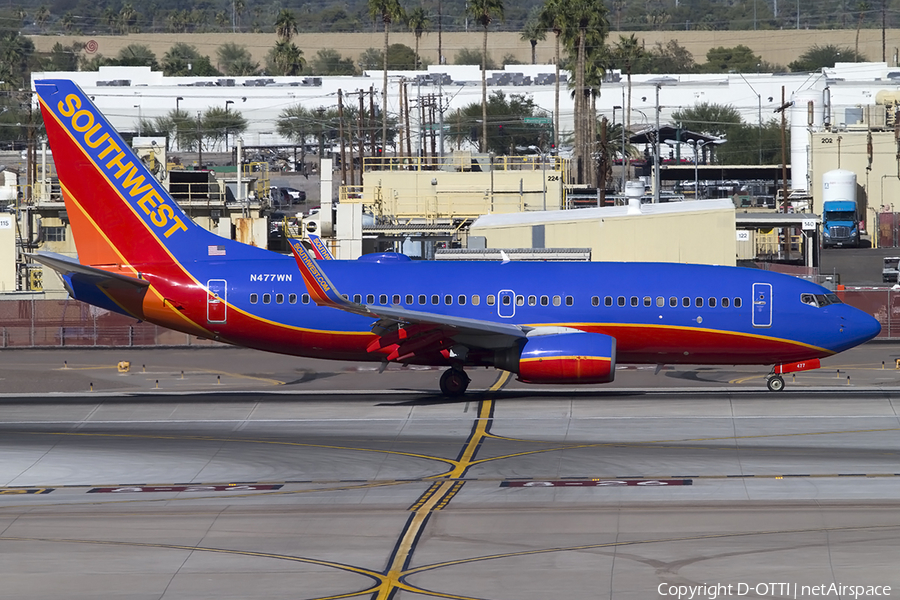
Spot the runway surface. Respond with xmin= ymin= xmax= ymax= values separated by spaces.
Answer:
xmin=1 ymin=347 xmax=900 ymax=599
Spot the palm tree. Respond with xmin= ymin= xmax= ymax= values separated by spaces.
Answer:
xmin=406 ymin=7 xmax=429 ymax=69
xmin=467 ymin=0 xmax=504 ymax=153
xmin=217 ymin=42 xmax=258 ymax=75
xmin=267 ymin=40 xmax=305 ymax=76
xmin=368 ymin=0 xmax=405 ymax=155
xmin=539 ymin=0 xmax=563 ymax=153
xmin=35 ymin=6 xmax=50 ymax=32
xmin=613 ymin=34 xmax=645 ymax=132
xmin=520 ymin=8 xmax=545 ymax=65
xmin=275 ymin=9 xmax=298 ymax=41
xmin=118 ymin=2 xmax=138 ymax=34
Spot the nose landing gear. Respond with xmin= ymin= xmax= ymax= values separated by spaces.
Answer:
xmin=766 ymin=358 xmax=821 ymax=391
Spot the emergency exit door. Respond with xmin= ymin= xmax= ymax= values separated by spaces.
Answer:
xmin=207 ymin=279 xmax=227 ymax=323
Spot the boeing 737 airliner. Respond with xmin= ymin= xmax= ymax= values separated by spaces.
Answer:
xmin=30 ymin=79 xmax=881 ymax=395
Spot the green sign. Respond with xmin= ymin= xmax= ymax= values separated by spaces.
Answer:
xmin=523 ymin=117 xmax=552 ymax=125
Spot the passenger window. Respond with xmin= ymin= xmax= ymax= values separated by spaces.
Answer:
xmin=592 ymin=296 xmax=600 ymax=307
xmin=656 ymin=296 xmax=664 ymax=307
xmin=487 ymin=295 xmax=496 ymax=306
xmin=721 ymin=297 xmax=730 ymax=308
xmin=669 ymin=296 xmax=677 ymax=307
xmin=643 ymin=296 xmax=651 ymax=307
xmin=695 ymin=297 xmax=703 ymax=308
xmin=605 ymin=296 xmax=613 ymax=307
xmin=529 ymin=295 xmax=537 ymax=306
xmin=302 ymin=294 xmax=310 ymax=304
xmin=432 ymin=294 xmax=439 ymax=305
xmin=472 ymin=294 xmax=480 ymax=306
xmin=617 ymin=296 xmax=626 ymax=307
xmin=445 ymin=294 xmax=453 ymax=305
xmin=263 ymin=293 xmax=271 ymax=304
xmin=565 ymin=296 xmax=573 ymax=306
xmin=516 ymin=295 xmax=524 ymax=306
xmin=406 ymin=294 xmax=414 ymax=304
xmin=380 ymin=294 xmax=388 ymax=304
xmin=250 ymin=293 xmax=258 ymax=304
xmin=734 ymin=297 xmax=742 ymax=308
xmin=458 ymin=295 xmax=467 ymax=305
xmin=367 ymin=294 xmax=375 ymax=304
xmin=289 ymin=293 xmax=297 ymax=304
xmin=682 ymin=297 xmax=690 ymax=308
xmin=502 ymin=295 xmax=511 ymax=305
xmin=541 ymin=295 xmax=549 ymax=306
xmin=276 ymin=293 xmax=284 ymax=304
xmin=553 ymin=295 xmax=561 ymax=306
xmin=630 ymin=296 xmax=638 ymax=307
xmin=353 ymin=294 xmax=362 ymax=303
xmin=708 ymin=297 xmax=716 ymax=308
xmin=393 ymin=294 xmax=401 ymax=304
xmin=419 ymin=294 xmax=426 ymax=305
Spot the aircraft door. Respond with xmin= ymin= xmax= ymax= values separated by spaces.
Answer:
xmin=751 ymin=283 xmax=772 ymax=328
xmin=498 ymin=289 xmax=516 ymax=318
xmin=207 ymin=279 xmax=227 ymax=323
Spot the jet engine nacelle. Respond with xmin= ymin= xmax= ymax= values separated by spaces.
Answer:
xmin=495 ymin=332 xmax=616 ymax=384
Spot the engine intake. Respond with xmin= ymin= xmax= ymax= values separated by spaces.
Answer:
xmin=495 ymin=332 xmax=616 ymax=384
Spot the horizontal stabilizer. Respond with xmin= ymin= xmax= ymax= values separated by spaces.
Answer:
xmin=28 ymin=252 xmax=149 ymax=290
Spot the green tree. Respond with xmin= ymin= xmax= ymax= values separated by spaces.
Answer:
xmin=311 ymin=49 xmax=358 ymax=75
xmin=266 ymin=40 xmax=305 ymax=76
xmin=44 ymin=42 xmax=80 ymax=71
xmin=520 ymin=7 xmax=545 ymax=65
xmin=203 ymin=106 xmax=248 ymax=151
xmin=406 ymin=7 xmax=429 ymax=69
xmin=699 ymin=45 xmax=764 ymax=73
xmin=162 ymin=43 xmax=221 ymax=76
xmin=448 ymin=91 xmax=547 ymax=155
xmin=612 ymin=34 xmax=648 ymax=131
xmin=151 ymin=109 xmax=201 ymax=151
xmin=0 ymin=19 xmax=36 ymax=90
xmin=454 ymin=47 xmax=497 ymax=69
xmin=114 ymin=44 xmax=158 ymax=69
xmin=118 ymin=2 xmax=138 ymax=34
xmin=35 ymin=6 xmax=50 ymax=32
xmin=274 ymin=9 xmax=298 ymax=40
xmin=467 ymin=0 xmax=504 ymax=152
xmin=368 ymin=0 xmax=405 ymax=155
xmin=788 ymin=44 xmax=864 ymax=72
xmin=672 ymin=102 xmax=742 ymax=137
xmin=217 ymin=43 xmax=259 ymax=76
xmin=647 ymin=40 xmax=695 ymax=74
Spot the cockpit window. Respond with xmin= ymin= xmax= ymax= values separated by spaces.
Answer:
xmin=801 ymin=293 xmax=844 ymax=307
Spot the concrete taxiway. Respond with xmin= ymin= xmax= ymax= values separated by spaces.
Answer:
xmin=1 ymin=346 xmax=899 ymax=599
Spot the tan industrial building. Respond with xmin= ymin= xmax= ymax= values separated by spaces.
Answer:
xmin=468 ymin=199 xmax=739 ymax=266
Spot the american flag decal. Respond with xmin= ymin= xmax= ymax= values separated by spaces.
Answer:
xmin=208 ymin=245 xmax=226 ymax=256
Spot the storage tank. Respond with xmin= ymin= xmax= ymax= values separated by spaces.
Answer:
xmin=822 ymin=169 xmax=857 ymax=203
xmin=624 ymin=180 xmax=643 ymax=214
xmin=791 ymin=89 xmax=825 ymax=192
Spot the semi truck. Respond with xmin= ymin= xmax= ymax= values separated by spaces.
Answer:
xmin=822 ymin=169 xmax=860 ymax=248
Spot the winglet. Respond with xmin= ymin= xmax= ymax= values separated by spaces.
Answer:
xmin=288 ymin=238 xmax=352 ymax=309
xmin=307 ymin=234 xmax=334 ymax=260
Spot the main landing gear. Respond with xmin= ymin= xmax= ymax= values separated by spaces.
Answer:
xmin=440 ymin=368 xmax=470 ymax=396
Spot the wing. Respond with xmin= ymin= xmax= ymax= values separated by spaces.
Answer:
xmin=288 ymin=240 xmax=528 ymax=363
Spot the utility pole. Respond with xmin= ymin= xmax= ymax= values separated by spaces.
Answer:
xmin=338 ymin=89 xmax=347 ymax=186
xmin=369 ymin=86 xmax=376 ymax=158
xmin=404 ymin=81 xmax=412 ymax=159
xmin=358 ymin=90 xmax=365 ymax=183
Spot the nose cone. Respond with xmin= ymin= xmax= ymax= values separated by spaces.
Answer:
xmin=837 ymin=306 xmax=881 ymax=352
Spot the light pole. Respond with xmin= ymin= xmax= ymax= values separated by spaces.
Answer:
xmin=653 ymin=84 xmax=661 ymax=203
xmin=738 ymin=73 xmax=762 ymax=163
xmin=613 ymin=105 xmax=622 ymax=192
xmin=688 ymin=138 xmax=724 ymax=199
xmin=224 ymin=100 xmax=234 ymax=151
xmin=174 ymin=97 xmax=184 ymax=151
xmin=134 ymin=104 xmax=141 ymax=136
xmin=528 ymin=145 xmax=547 ymax=211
